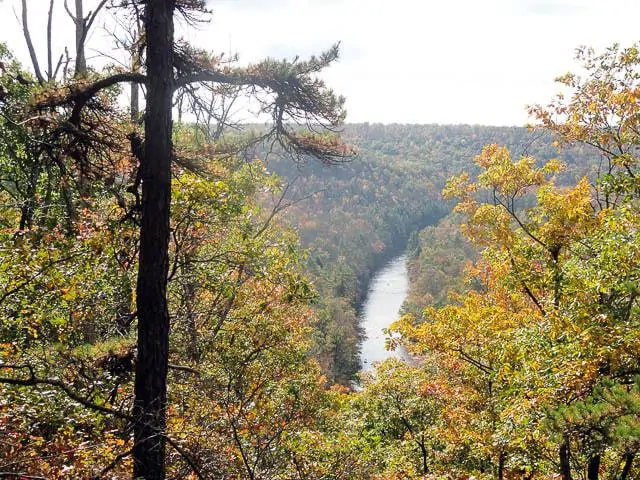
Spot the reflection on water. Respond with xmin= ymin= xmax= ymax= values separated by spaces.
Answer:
xmin=359 ymin=254 xmax=410 ymax=372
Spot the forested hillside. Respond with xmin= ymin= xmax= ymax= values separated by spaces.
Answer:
xmin=267 ymin=123 xmax=599 ymax=381
xmin=390 ymin=46 xmax=640 ymax=479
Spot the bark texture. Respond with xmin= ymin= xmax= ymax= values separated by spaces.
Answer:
xmin=132 ymin=0 xmax=174 ymax=478
xmin=560 ymin=439 xmax=573 ymax=480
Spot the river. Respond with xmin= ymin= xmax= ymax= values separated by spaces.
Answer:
xmin=359 ymin=254 xmax=410 ymax=372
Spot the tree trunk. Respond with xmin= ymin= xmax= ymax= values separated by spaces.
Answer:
xmin=19 ymin=162 xmax=41 ymax=230
xmin=130 ymin=35 xmax=141 ymax=121
xmin=182 ymin=262 xmax=199 ymax=362
xmin=72 ymin=0 xmax=93 ymax=201
xmin=587 ymin=454 xmax=600 ymax=480
xmin=132 ymin=1 xmax=174 ymax=479
xmin=131 ymin=81 xmax=140 ymax=121
xmin=619 ymin=452 xmax=634 ymax=480
xmin=559 ymin=438 xmax=572 ymax=480
xmin=74 ymin=0 xmax=86 ymax=75
xmin=418 ymin=434 xmax=428 ymax=475
xmin=498 ymin=452 xmax=506 ymax=480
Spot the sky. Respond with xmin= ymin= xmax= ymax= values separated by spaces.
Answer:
xmin=1 ymin=0 xmax=640 ymax=126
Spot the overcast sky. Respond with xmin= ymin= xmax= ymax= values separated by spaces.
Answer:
xmin=1 ymin=0 xmax=639 ymax=125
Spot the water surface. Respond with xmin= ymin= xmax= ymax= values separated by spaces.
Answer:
xmin=359 ymin=254 xmax=410 ymax=371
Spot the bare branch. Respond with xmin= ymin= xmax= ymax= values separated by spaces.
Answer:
xmin=52 ymin=52 xmax=65 ymax=80
xmin=36 ymin=72 xmax=146 ymax=123
xmin=91 ymin=448 xmax=133 ymax=480
xmin=0 ymin=363 xmax=133 ymax=421
xmin=47 ymin=0 xmax=55 ymax=80
xmin=63 ymin=0 xmax=77 ymax=21
xmin=455 ymin=348 xmax=493 ymax=375
xmin=20 ymin=0 xmax=45 ymax=84
xmin=165 ymin=436 xmax=205 ymax=480
xmin=84 ymin=0 xmax=110 ymax=41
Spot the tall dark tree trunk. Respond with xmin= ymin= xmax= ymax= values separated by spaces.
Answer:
xmin=132 ymin=1 xmax=174 ymax=479
xmin=498 ymin=452 xmax=506 ymax=480
xmin=619 ymin=452 xmax=634 ymax=480
xmin=560 ymin=438 xmax=572 ymax=480
xmin=587 ymin=454 xmax=600 ymax=480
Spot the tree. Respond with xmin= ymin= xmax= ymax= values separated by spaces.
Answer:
xmin=136 ymin=2 xmax=350 ymax=476
xmin=355 ymin=359 xmax=445 ymax=476
xmin=131 ymin=1 xmax=174 ymax=477
xmin=395 ymin=140 xmax=640 ymax=479
xmin=528 ymin=42 xmax=640 ymax=480
xmin=1 ymin=0 xmax=352 ymax=478
xmin=389 ymin=45 xmax=640 ymax=477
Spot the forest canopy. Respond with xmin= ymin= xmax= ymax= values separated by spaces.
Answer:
xmin=0 ymin=1 xmax=639 ymax=480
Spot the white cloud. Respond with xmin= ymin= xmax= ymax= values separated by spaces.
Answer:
xmin=2 ymin=0 xmax=640 ymax=125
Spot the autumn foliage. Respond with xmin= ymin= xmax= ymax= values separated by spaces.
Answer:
xmin=1 ymin=5 xmax=640 ymax=478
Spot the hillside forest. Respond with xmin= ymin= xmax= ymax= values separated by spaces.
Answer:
xmin=1 ymin=1 xmax=640 ymax=480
